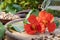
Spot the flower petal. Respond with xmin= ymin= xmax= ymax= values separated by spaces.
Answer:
xmin=37 ymin=23 xmax=45 ymax=33
xmin=40 ymin=23 xmax=46 ymax=33
xmin=46 ymin=13 xmax=54 ymax=23
xmin=28 ymin=15 xmax=38 ymax=25
xmin=36 ymin=17 xmax=48 ymax=26
xmin=38 ymin=10 xmax=48 ymax=24
xmin=47 ymin=22 xmax=56 ymax=33
xmin=39 ymin=10 xmax=47 ymax=17
xmin=38 ymin=10 xmax=54 ymax=23
xmin=24 ymin=24 xmax=36 ymax=35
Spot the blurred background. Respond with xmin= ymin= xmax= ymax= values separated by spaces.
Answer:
xmin=0 ymin=0 xmax=43 ymax=13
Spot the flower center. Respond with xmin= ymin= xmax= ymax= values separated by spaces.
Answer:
xmin=32 ymin=25 xmax=36 ymax=30
xmin=42 ymin=20 xmax=48 ymax=25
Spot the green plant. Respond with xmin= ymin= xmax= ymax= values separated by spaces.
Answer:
xmin=0 ymin=0 xmax=23 ymax=14
xmin=46 ymin=9 xmax=60 ymax=17
xmin=19 ymin=0 xmax=43 ymax=9
xmin=0 ymin=0 xmax=43 ymax=14
xmin=0 ymin=22 xmax=5 ymax=40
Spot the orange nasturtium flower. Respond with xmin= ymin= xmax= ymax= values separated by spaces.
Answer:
xmin=38 ymin=10 xmax=56 ymax=33
xmin=24 ymin=10 xmax=56 ymax=35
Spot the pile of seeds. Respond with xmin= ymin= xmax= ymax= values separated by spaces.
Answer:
xmin=43 ymin=33 xmax=60 ymax=40
xmin=0 ymin=12 xmax=20 ymax=20
xmin=31 ymin=33 xmax=60 ymax=40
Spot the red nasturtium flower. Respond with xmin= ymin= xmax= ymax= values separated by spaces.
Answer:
xmin=24 ymin=15 xmax=45 ymax=34
xmin=24 ymin=10 xmax=56 ymax=35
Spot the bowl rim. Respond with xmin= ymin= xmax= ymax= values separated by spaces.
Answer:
xmin=5 ymin=18 xmax=25 ymax=40
xmin=5 ymin=18 xmax=24 ymax=27
xmin=0 ymin=19 xmax=11 ymax=21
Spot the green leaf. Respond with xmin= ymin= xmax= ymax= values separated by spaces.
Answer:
xmin=0 ymin=2 xmax=4 ymax=11
xmin=20 ymin=1 xmax=25 ymax=4
xmin=12 ymin=21 xmax=24 ymax=32
xmin=32 ymin=9 xmax=39 ymax=16
xmin=5 ymin=4 xmax=22 ymax=14
xmin=23 ymin=19 xmax=29 ymax=24
xmin=26 ymin=10 xmax=33 ymax=19
xmin=5 ymin=5 xmax=16 ymax=14
xmin=55 ymin=20 xmax=60 ymax=28
xmin=0 ymin=22 xmax=5 ymax=39
xmin=12 ymin=4 xmax=22 ymax=11
xmin=54 ymin=18 xmax=60 ymax=28
xmin=7 ymin=21 xmax=24 ymax=32
xmin=23 ymin=2 xmax=29 ymax=7
xmin=24 ymin=10 xmax=32 ymax=24
xmin=24 ymin=9 xmax=39 ymax=24
xmin=12 ymin=26 xmax=24 ymax=32
xmin=46 ymin=8 xmax=60 ymax=17
xmin=14 ymin=0 xmax=17 ymax=3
